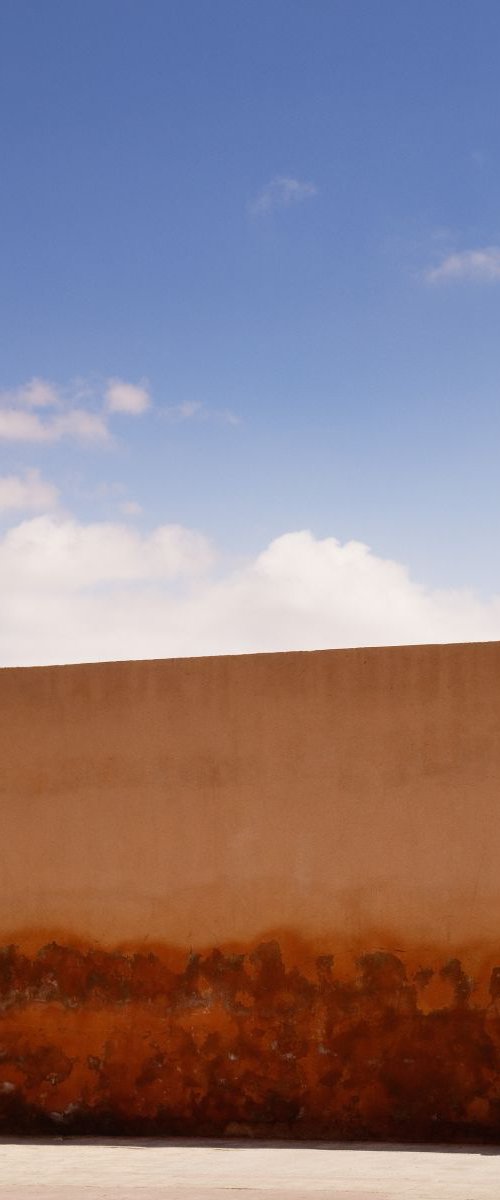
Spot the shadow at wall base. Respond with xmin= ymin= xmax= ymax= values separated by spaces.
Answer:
xmin=2 ymin=1098 xmax=500 ymax=1145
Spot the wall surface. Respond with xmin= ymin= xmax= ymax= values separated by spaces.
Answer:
xmin=1 ymin=642 xmax=500 ymax=1140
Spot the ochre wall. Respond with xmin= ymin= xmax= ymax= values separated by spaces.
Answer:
xmin=1 ymin=642 xmax=500 ymax=1140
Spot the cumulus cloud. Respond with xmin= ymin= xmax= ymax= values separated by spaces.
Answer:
xmin=425 ymin=246 xmax=500 ymax=284
xmin=0 ymin=516 xmax=212 ymax=594
xmin=105 ymin=379 xmax=151 ymax=415
xmin=249 ymin=176 xmax=318 ymax=216
xmin=1 ymin=522 xmax=499 ymax=668
xmin=0 ymin=469 xmax=59 ymax=512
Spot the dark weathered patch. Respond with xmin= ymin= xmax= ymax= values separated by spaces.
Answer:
xmin=1 ymin=938 xmax=500 ymax=1141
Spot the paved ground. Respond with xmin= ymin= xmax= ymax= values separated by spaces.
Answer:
xmin=0 ymin=1139 xmax=497 ymax=1199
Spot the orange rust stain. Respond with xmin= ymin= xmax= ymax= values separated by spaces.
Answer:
xmin=1 ymin=935 xmax=500 ymax=1140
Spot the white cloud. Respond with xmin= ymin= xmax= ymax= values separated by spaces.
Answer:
xmin=0 ymin=516 xmax=212 ymax=596
xmin=0 ymin=469 xmax=58 ymax=512
xmin=425 ymin=246 xmax=500 ymax=284
xmin=105 ymin=379 xmax=151 ymax=414
xmin=0 ymin=375 xmax=236 ymax=446
xmin=0 ymin=406 xmax=108 ymax=443
xmin=249 ymin=176 xmax=318 ymax=216
xmin=0 ymin=375 xmax=152 ymax=444
xmin=1 ymin=521 xmax=499 ymax=668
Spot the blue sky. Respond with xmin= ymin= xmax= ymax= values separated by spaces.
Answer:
xmin=1 ymin=1 xmax=500 ymax=664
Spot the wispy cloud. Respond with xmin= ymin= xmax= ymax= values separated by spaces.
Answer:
xmin=162 ymin=401 xmax=240 ymax=426
xmin=0 ymin=375 xmax=238 ymax=445
xmin=0 ymin=405 xmax=109 ymax=444
xmin=424 ymin=246 xmax=500 ymax=284
xmin=118 ymin=499 xmax=143 ymax=517
xmin=105 ymin=379 xmax=151 ymax=415
xmin=249 ymin=175 xmax=318 ymax=216
xmin=8 ymin=378 xmax=61 ymax=408
xmin=0 ymin=375 xmax=151 ymax=444
xmin=0 ymin=469 xmax=59 ymax=512
xmin=165 ymin=401 xmax=204 ymax=421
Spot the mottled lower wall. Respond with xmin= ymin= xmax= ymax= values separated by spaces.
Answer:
xmin=1 ymin=644 xmax=500 ymax=1140
xmin=2 ymin=937 xmax=500 ymax=1141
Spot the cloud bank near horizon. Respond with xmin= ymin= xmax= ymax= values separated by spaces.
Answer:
xmin=1 ymin=514 xmax=499 ymax=668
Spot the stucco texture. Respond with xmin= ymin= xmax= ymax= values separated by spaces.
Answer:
xmin=1 ymin=642 xmax=500 ymax=1140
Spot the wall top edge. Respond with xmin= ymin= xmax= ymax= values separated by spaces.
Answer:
xmin=1 ymin=638 xmax=500 ymax=676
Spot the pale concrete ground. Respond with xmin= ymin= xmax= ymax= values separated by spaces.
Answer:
xmin=0 ymin=1140 xmax=498 ymax=1200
